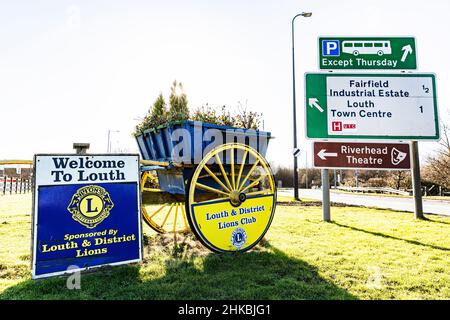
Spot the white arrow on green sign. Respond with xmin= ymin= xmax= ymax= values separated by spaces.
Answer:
xmin=305 ymin=73 xmax=439 ymax=140
xmin=319 ymin=37 xmax=417 ymax=70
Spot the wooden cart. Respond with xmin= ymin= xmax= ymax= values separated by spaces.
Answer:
xmin=136 ymin=120 xmax=276 ymax=252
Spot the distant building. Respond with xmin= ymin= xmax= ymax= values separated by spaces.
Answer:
xmin=2 ymin=167 xmax=33 ymax=179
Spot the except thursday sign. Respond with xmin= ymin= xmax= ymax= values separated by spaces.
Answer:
xmin=319 ymin=37 xmax=417 ymax=70
xmin=305 ymin=73 xmax=439 ymax=140
xmin=313 ymin=142 xmax=411 ymax=170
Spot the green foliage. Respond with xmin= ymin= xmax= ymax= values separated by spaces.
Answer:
xmin=168 ymin=80 xmax=189 ymax=123
xmin=191 ymin=105 xmax=235 ymax=127
xmin=234 ymin=101 xmax=262 ymax=130
xmin=190 ymin=103 xmax=262 ymax=129
xmin=191 ymin=104 xmax=218 ymax=124
xmin=134 ymin=81 xmax=263 ymax=136
xmin=151 ymin=93 xmax=168 ymax=126
xmin=133 ymin=93 xmax=167 ymax=136
xmin=217 ymin=105 xmax=235 ymax=127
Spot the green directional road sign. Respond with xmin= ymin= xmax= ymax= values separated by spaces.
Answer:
xmin=305 ymin=73 xmax=439 ymax=140
xmin=319 ymin=37 xmax=417 ymax=70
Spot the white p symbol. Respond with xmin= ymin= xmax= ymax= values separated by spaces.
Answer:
xmin=326 ymin=41 xmax=338 ymax=55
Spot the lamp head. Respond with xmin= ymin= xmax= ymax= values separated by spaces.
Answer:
xmin=302 ymin=12 xmax=312 ymax=17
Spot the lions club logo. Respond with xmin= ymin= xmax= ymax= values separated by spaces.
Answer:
xmin=67 ymin=185 xmax=114 ymax=229
xmin=231 ymin=227 xmax=247 ymax=249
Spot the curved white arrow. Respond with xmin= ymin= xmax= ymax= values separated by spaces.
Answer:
xmin=401 ymin=44 xmax=413 ymax=62
xmin=308 ymin=98 xmax=324 ymax=113
xmin=317 ymin=149 xmax=338 ymax=160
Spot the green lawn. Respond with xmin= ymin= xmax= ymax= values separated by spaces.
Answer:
xmin=0 ymin=193 xmax=449 ymax=299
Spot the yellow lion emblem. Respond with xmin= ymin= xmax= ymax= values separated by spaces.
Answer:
xmin=67 ymin=185 xmax=114 ymax=229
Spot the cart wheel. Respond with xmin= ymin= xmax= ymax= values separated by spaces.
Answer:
xmin=141 ymin=171 xmax=190 ymax=234
xmin=185 ymin=143 xmax=276 ymax=253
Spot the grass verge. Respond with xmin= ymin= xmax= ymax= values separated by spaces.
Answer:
xmin=0 ymin=194 xmax=449 ymax=299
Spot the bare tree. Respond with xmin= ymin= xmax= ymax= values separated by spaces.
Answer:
xmin=438 ymin=121 xmax=450 ymax=153
xmin=387 ymin=170 xmax=411 ymax=190
xmin=423 ymin=116 xmax=450 ymax=189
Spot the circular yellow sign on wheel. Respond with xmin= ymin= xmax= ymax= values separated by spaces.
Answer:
xmin=186 ymin=143 xmax=276 ymax=253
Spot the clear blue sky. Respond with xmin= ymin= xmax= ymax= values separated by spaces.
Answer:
xmin=1 ymin=0 xmax=449 ymax=167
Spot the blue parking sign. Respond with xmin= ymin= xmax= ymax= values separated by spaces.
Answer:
xmin=322 ymin=40 xmax=340 ymax=56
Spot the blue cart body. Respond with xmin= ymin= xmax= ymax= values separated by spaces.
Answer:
xmin=135 ymin=121 xmax=271 ymax=195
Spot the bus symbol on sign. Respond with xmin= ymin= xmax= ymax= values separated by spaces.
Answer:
xmin=322 ymin=40 xmax=340 ymax=56
xmin=342 ymin=40 xmax=391 ymax=56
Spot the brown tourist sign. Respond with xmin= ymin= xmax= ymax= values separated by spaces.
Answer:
xmin=313 ymin=142 xmax=411 ymax=170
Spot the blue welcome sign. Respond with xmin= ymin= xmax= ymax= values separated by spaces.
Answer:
xmin=31 ymin=154 xmax=142 ymax=279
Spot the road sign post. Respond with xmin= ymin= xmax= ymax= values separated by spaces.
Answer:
xmin=322 ymin=169 xmax=330 ymax=222
xmin=411 ymin=141 xmax=424 ymax=219
xmin=305 ymin=73 xmax=439 ymax=140
xmin=319 ymin=37 xmax=417 ymax=70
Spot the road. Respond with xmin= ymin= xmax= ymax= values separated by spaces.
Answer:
xmin=278 ymin=188 xmax=450 ymax=216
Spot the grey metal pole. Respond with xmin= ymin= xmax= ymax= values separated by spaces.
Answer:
xmin=291 ymin=12 xmax=311 ymax=200
xmin=411 ymin=141 xmax=424 ymax=219
xmin=291 ymin=15 xmax=299 ymax=200
xmin=322 ymin=169 xmax=331 ymax=222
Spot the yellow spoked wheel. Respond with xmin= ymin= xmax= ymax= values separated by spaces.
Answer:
xmin=141 ymin=171 xmax=190 ymax=234
xmin=186 ymin=143 xmax=276 ymax=253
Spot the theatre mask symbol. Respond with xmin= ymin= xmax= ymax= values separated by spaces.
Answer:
xmin=391 ymin=147 xmax=407 ymax=166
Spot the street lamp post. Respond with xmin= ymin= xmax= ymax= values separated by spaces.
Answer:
xmin=107 ymin=130 xmax=120 ymax=153
xmin=291 ymin=12 xmax=312 ymax=200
